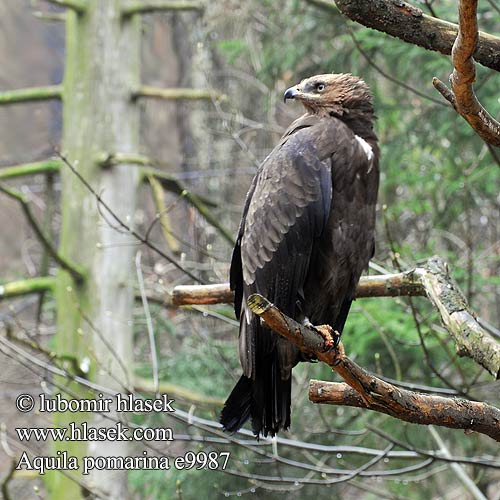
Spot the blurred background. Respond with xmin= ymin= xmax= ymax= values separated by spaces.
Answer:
xmin=0 ymin=0 xmax=499 ymax=498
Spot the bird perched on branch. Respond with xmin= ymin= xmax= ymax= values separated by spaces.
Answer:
xmin=220 ymin=73 xmax=379 ymax=437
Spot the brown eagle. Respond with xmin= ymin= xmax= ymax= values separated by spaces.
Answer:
xmin=220 ymin=73 xmax=379 ymax=437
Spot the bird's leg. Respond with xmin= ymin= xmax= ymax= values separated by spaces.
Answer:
xmin=302 ymin=318 xmax=340 ymax=350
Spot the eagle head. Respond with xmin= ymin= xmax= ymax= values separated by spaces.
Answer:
xmin=284 ymin=73 xmax=373 ymax=118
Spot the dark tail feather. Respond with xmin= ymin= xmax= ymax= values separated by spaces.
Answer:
xmin=220 ymin=375 xmax=253 ymax=433
xmin=220 ymin=355 xmax=292 ymax=437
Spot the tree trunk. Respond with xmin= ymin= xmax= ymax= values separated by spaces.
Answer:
xmin=49 ymin=2 xmax=140 ymax=498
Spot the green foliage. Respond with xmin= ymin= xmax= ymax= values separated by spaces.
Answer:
xmin=217 ymin=39 xmax=248 ymax=65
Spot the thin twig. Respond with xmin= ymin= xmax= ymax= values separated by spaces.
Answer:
xmin=135 ymin=250 xmax=159 ymax=396
xmin=348 ymin=29 xmax=446 ymax=107
xmin=0 ymin=183 xmax=84 ymax=282
xmin=57 ymin=151 xmax=205 ymax=284
xmin=429 ymin=426 xmax=487 ymax=500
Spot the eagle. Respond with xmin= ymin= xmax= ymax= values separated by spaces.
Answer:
xmin=220 ymin=73 xmax=379 ymax=437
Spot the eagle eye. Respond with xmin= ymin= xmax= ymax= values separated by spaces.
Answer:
xmin=316 ymin=83 xmax=325 ymax=92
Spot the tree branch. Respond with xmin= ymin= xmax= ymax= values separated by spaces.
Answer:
xmin=414 ymin=258 xmax=500 ymax=379
xmin=146 ymin=174 xmax=181 ymax=254
xmin=170 ymin=283 xmax=236 ymax=306
xmin=32 ymin=11 xmax=67 ymax=22
xmin=170 ymin=270 xmax=425 ymax=305
xmin=170 ymin=257 xmax=500 ymax=378
xmin=95 ymin=152 xmax=152 ymax=168
xmin=42 ymin=0 xmax=87 ymax=13
xmin=0 ymin=276 xmax=56 ymax=300
xmin=141 ymin=166 xmax=234 ymax=245
xmin=121 ymin=0 xmax=204 ymax=16
xmin=0 ymin=184 xmax=85 ymax=282
xmin=140 ymin=166 xmax=216 ymax=207
xmin=96 ymin=152 xmax=233 ymax=244
xmin=309 ymin=379 xmax=500 ymax=442
xmin=433 ymin=0 xmax=500 ymax=147
xmin=246 ymin=293 xmax=500 ymax=442
xmin=132 ymin=86 xmax=226 ymax=102
xmin=0 ymin=85 xmax=62 ymax=105
xmin=0 ymin=160 xmax=60 ymax=180
xmin=428 ymin=426 xmax=488 ymax=500
xmin=327 ymin=0 xmax=500 ymax=72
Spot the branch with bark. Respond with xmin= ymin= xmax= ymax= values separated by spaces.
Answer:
xmin=0 ymin=85 xmax=62 ymax=105
xmin=324 ymin=0 xmax=500 ymax=72
xmin=309 ymin=379 xmax=500 ymax=442
xmin=169 ymin=257 xmax=500 ymax=378
xmin=246 ymin=293 xmax=500 ymax=442
xmin=0 ymin=277 xmax=55 ymax=300
xmin=121 ymin=0 xmax=204 ymax=16
xmin=43 ymin=0 xmax=86 ymax=13
xmin=0 ymin=160 xmax=60 ymax=180
xmin=170 ymin=269 xmax=426 ymax=304
xmin=414 ymin=258 xmax=500 ymax=378
xmin=433 ymin=0 xmax=500 ymax=147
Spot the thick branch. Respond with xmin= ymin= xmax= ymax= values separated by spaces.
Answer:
xmin=433 ymin=0 xmax=500 ymax=147
xmin=309 ymin=380 xmax=500 ymax=442
xmin=246 ymin=293 xmax=500 ymax=442
xmin=171 ymin=283 xmax=235 ymax=305
xmin=0 ymin=160 xmax=60 ymax=180
xmin=0 ymin=184 xmax=85 ymax=282
xmin=121 ymin=0 xmax=204 ymax=16
xmin=0 ymin=276 xmax=56 ymax=300
xmin=415 ymin=258 xmax=500 ymax=378
xmin=132 ymin=86 xmax=226 ymax=101
xmin=0 ymin=85 xmax=62 ymax=105
xmin=171 ymin=257 xmax=500 ymax=378
xmin=43 ymin=0 xmax=87 ymax=13
xmin=329 ymin=0 xmax=500 ymax=72
xmin=171 ymin=271 xmax=425 ymax=305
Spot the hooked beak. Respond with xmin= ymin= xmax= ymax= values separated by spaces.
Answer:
xmin=283 ymin=87 xmax=300 ymax=103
